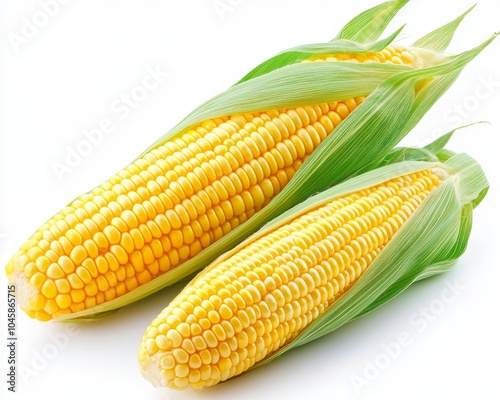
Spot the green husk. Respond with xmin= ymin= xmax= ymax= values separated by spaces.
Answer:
xmin=413 ymin=5 xmax=476 ymax=53
xmin=358 ymin=122 xmax=486 ymax=174
xmin=239 ymin=0 xmax=410 ymax=83
xmin=335 ymin=0 xmax=409 ymax=43
xmin=57 ymin=3 xmax=496 ymax=321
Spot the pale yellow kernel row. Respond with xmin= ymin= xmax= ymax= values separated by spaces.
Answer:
xmin=306 ymin=45 xmax=421 ymax=67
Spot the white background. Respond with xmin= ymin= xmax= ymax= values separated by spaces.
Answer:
xmin=1 ymin=1 xmax=499 ymax=399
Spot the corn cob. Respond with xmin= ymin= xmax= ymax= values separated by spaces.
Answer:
xmin=5 ymin=46 xmax=423 ymax=322
xmin=5 ymin=1 xmax=494 ymax=322
xmin=138 ymin=151 xmax=488 ymax=390
xmin=139 ymin=169 xmax=441 ymax=389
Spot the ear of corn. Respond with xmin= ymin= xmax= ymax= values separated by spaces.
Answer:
xmin=5 ymin=2 xmax=496 ymax=322
xmin=138 ymin=149 xmax=488 ymax=390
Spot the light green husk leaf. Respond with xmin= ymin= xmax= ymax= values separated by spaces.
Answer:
xmin=250 ymin=152 xmax=488 ymax=368
xmin=152 ymin=61 xmax=410 ymax=148
xmin=236 ymin=26 xmax=406 ymax=85
xmin=335 ymin=0 xmax=409 ymax=43
xmin=58 ymin=33 xmax=495 ymax=322
xmin=238 ymin=0 xmax=410 ymax=83
xmin=413 ymin=5 xmax=476 ymax=53
xmin=357 ymin=122 xmax=485 ymax=174
xmin=422 ymin=122 xmax=488 ymax=155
